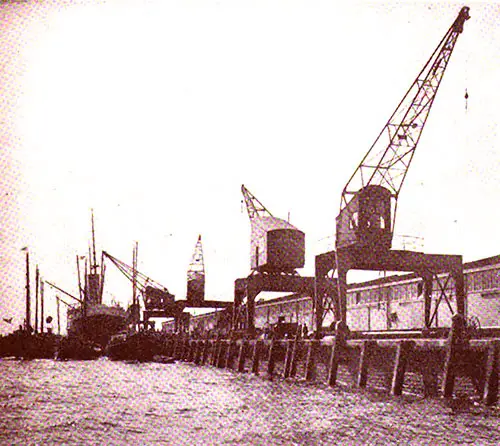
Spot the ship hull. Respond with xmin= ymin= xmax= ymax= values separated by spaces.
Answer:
xmin=68 ymin=304 xmax=128 ymax=349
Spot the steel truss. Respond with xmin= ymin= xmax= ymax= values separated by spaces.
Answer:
xmin=314 ymin=248 xmax=465 ymax=334
xmin=233 ymin=272 xmax=315 ymax=334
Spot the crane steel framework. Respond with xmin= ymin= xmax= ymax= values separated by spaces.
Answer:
xmin=315 ymin=7 xmax=470 ymax=336
xmin=234 ymin=185 xmax=314 ymax=334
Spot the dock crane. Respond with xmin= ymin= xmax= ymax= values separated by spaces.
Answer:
xmin=241 ymin=184 xmax=305 ymax=273
xmin=315 ymin=7 xmax=470 ymax=334
xmin=234 ymin=185 xmax=314 ymax=334
xmin=102 ymin=251 xmax=180 ymax=327
xmin=187 ymin=235 xmax=205 ymax=305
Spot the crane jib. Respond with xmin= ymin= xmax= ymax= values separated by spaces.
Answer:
xmin=336 ymin=6 xmax=470 ymax=251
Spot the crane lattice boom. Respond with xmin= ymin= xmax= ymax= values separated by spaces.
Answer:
xmin=102 ymin=251 xmax=172 ymax=296
xmin=340 ymin=6 xmax=470 ymax=214
xmin=241 ymin=184 xmax=273 ymax=219
xmin=187 ymin=235 xmax=205 ymax=281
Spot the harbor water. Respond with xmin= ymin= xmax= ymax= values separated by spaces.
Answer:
xmin=1 ymin=358 xmax=499 ymax=445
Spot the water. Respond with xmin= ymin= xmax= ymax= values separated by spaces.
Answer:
xmin=0 ymin=358 xmax=499 ymax=445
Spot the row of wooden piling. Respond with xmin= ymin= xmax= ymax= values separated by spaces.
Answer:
xmin=162 ymin=317 xmax=500 ymax=406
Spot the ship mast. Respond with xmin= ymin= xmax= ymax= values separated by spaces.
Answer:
xmin=84 ymin=209 xmax=104 ymax=306
xmin=24 ymin=247 xmax=30 ymax=332
xmin=91 ymin=209 xmax=98 ymax=275
xmin=132 ymin=241 xmax=138 ymax=308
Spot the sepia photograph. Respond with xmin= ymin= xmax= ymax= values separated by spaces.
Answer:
xmin=1 ymin=1 xmax=499 ymax=444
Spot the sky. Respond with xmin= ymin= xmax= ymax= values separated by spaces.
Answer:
xmin=1 ymin=0 xmax=500 ymax=334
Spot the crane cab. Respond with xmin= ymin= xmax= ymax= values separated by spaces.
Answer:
xmin=143 ymin=286 xmax=175 ymax=311
xmin=187 ymin=273 xmax=205 ymax=305
xmin=251 ymin=217 xmax=305 ymax=273
xmin=336 ymin=185 xmax=393 ymax=251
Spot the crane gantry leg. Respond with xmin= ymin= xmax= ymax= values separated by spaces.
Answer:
xmin=314 ymin=248 xmax=465 ymax=336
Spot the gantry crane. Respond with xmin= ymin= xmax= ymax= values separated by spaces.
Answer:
xmin=315 ymin=7 xmax=470 ymax=334
xmin=102 ymin=250 xmax=180 ymax=325
xmin=234 ymin=185 xmax=314 ymax=334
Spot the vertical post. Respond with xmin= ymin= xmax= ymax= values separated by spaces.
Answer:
xmin=267 ymin=340 xmax=277 ymax=379
xmin=211 ymin=340 xmax=219 ymax=366
xmin=132 ymin=242 xmax=138 ymax=332
xmin=217 ymin=341 xmax=227 ymax=368
xmin=83 ymin=259 xmax=88 ymax=318
xmin=337 ymin=263 xmax=348 ymax=324
xmin=172 ymin=337 xmax=179 ymax=359
xmin=226 ymin=340 xmax=236 ymax=369
xmin=290 ymin=339 xmax=300 ymax=378
xmin=76 ymin=255 xmax=83 ymax=301
xmin=251 ymin=340 xmax=262 ymax=375
xmin=357 ymin=340 xmax=375 ymax=388
xmin=34 ymin=266 xmax=39 ymax=333
xmin=237 ymin=340 xmax=247 ymax=373
xmin=185 ymin=339 xmax=192 ymax=362
xmin=453 ymin=263 xmax=465 ymax=318
xmin=24 ymin=249 xmax=31 ymax=331
xmin=328 ymin=321 xmax=348 ymax=387
xmin=56 ymin=296 xmax=61 ymax=335
xmin=305 ymin=340 xmax=318 ymax=381
xmin=175 ymin=337 xmax=183 ymax=360
xmin=193 ymin=340 xmax=201 ymax=365
xmin=314 ymin=257 xmax=325 ymax=339
xmin=201 ymin=340 xmax=210 ymax=365
xmin=40 ymin=280 xmax=45 ymax=333
xmin=187 ymin=340 xmax=195 ymax=362
xmin=442 ymin=314 xmax=466 ymax=398
xmin=483 ymin=340 xmax=500 ymax=406
xmin=246 ymin=279 xmax=257 ymax=336
xmin=391 ymin=341 xmax=414 ymax=396
xmin=423 ymin=274 xmax=433 ymax=329
xmin=283 ymin=339 xmax=294 ymax=378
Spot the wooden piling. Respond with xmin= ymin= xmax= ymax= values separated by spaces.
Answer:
xmin=201 ymin=340 xmax=210 ymax=365
xmin=305 ymin=340 xmax=318 ymax=382
xmin=164 ymin=338 xmax=172 ymax=357
xmin=188 ymin=340 xmax=196 ymax=362
xmin=237 ymin=340 xmax=247 ymax=373
xmin=251 ymin=340 xmax=262 ymax=375
xmin=483 ymin=340 xmax=500 ymax=406
xmin=193 ymin=340 xmax=202 ymax=365
xmin=226 ymin=341 xmax=236 ymax=369
xmin=172 ymin=338 xmax=179 ymax=359
xmin=267 ymin=340 xmax=277 ymax=379
xmin=178 ymin=338 xmax=184 ymax=360
xmin=357 ymin=340 xmax=375 ymax=388
xmin=168 ymin=338 xmax=176 ymax=357
xmin=212 ymin=340 xmax=221 ymax=366
xmin=328 ymin=321 xmax=348 ymax=387
xmin=391 ymin=341 xmax=414 ymax=396
xmin=442 ymin=314 xmax=467 ymax=398
xmin=290 ymin=339 xmax=301 ymax=378
xmin=283 ymin=340 xmax=294 ymax=378
xmin=217 ymin=341 xmax=227 ymax=368
xmin=182 ymin=339 xmax=191 ymax=362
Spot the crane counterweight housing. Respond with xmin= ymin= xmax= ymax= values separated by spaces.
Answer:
xmin=250 ymin=217 xmax=305 ymax=272
xmin=241 ymin=184 xmax=305 ymax=273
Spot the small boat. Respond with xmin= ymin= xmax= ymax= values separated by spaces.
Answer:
xmin=56 ymin=335 xmax=102 ymax=360
xmin=6 ymin=328 xmax=58 ymax=360
xmin=106 ymin=330 xmax=165 ymax=362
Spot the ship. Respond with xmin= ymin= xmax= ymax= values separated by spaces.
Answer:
xmin=104 ymin=242 xmax=177 ymax=362
xmin=61 ymin=211 xmax=128 ymax=353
